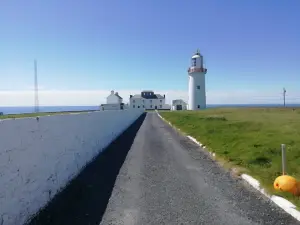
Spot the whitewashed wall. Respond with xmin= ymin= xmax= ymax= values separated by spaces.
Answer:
xmin=0 ymin=110 xmax=143 ymax=225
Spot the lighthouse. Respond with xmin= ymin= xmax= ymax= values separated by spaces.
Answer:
xmin=188 ymin=49 xmax=207 ymax=110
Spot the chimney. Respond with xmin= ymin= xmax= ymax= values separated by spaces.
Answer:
xmin=115 ymin=92 xmax=118 ymax=95
xmin=130 ymin=95 xmax=132 ymax=98
xmin=111 ymin=90 xmax=114 ymax=94
xmin=164 ymin=94 xmax=165 ymax=98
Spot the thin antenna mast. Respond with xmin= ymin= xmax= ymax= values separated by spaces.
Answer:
xmin=283 ymin=87 xmax=286 ymax=107
xmin=34 ymin=60 xmax=39 ymax=113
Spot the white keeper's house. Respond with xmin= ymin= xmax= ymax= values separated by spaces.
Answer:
xmin=100 ymin=90 xmax=125 ymax=110
xmin=129 ymin=90 xmax=171 ymax=110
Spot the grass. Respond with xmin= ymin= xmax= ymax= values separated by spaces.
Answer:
xmin=160 ymin=107 xmax=300 ymax=206
xmin=0 ymin=110 xmax=97 ymax=119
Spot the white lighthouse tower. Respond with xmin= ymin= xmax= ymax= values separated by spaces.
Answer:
xmin=188 ymin=49 xmax=207 ymax=110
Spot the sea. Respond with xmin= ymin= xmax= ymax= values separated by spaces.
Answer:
xmin=1 ymin=104 xmax=300 ymax=115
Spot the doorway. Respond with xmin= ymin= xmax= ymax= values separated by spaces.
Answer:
xmin=176 ymin=105 xmax=183 ymax=110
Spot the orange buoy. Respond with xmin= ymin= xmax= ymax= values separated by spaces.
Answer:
xmin=274 ymin=175 xmax=298 ymax=194
xmin=273 ymin=144 xmax=300 ymax=197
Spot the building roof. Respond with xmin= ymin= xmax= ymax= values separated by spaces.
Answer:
xmin=172 ymin=99 xmax=187 ymax=105
xmin=192 ymin=54 xmax=201 ymax=59
xmin=141 ymin=90 xmax=154 ymax=92
xmin=192 ymin=49 xmax=202 ymax=58
xmin=131 ymin=94 xmax=165 ymax=99
xmin=114 ymin=92 xmax=123 ymax=99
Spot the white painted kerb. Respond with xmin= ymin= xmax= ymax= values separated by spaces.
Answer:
xmin=241 ymin=174 xmax=300 ymax=221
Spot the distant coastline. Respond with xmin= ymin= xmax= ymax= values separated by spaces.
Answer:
xmin=0 ymin=106 xmax=99 ymax=115
xmin=1 ymin=104 xmax=300 ymax=115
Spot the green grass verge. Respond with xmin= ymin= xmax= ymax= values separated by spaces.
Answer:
xmin=0 ymin=110 xmax=97 ymax=119
xmin=160 ymin=108 xmax=300 ymax=207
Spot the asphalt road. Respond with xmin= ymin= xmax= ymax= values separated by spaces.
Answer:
xmin=100 ymin=112 xmax=299 ymax=225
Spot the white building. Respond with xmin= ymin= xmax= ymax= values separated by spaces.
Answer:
xmin=107 ymin=90 xmax=123 ymax=104
xmin=129 ymin=90 xmax=170 ymax=110
xmin=100 ymin=90 xmax=125 ymax=110
xmin=188 ymin=49 xmax=208 ymax=110
xmin=172 ymin=99 xmax=187 ymax=110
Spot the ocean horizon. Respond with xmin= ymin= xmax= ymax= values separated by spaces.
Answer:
xmin=1 ymin=104 xmax=300 ymax=115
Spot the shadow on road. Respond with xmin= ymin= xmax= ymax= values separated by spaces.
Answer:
xmin=26 ymin=112 xmax=146 ymax=225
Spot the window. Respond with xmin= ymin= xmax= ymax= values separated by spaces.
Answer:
xmin=138 ymin=106 xmax=140 ymax=108
xmin=150 ymin=105 xmax=152 ymax=108
xmin=133 ymin=100 xmax=135 ymax=103
xmin=142 ymin=100 xmax=145 ymax=103
xmin=160 ymin=100 xmax=162 ymax=102
xmin=133 ymin=105 xmax=135 ymax=108
xmin=160 ymin=105 xmax=162 ymax=108
xmin=192 ymin=58 xmax=196 ymax=67
xmin=143 ymin=105 xmax=145 ymax=108
xmin=197 ymin=85 xmax=200 ymax=89
xmin=150 ymin=100 xmax=152 ymax=103
xmin=197 ymin=105 xmax=200 ymax=109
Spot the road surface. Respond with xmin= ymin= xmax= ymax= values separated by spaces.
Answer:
xmin=100 ymin=112 xmax=299 ymax=225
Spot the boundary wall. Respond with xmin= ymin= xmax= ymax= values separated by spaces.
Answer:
xmin=0 ymin=110 xmax=144 ymax=225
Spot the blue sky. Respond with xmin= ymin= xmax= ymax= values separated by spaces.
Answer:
xmin=0 ymin=0 xmax=299 ymax=106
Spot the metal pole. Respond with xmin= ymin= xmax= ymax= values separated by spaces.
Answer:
xmin=34 ymin=60 xmax=39 ymax=113
xmin=281 ymin=144 xmax=286 ymax=175
xmin=283 ymin=88 xmax=286 ymax=107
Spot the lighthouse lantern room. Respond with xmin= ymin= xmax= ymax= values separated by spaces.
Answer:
xmin=188 ymin=49 xmax=207 ymax=110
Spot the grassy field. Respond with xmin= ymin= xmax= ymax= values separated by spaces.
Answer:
xmin=0 ymin=110 xmax=97 ymax=119
xmin=160 ymin=108 xmax=300 ymax=205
